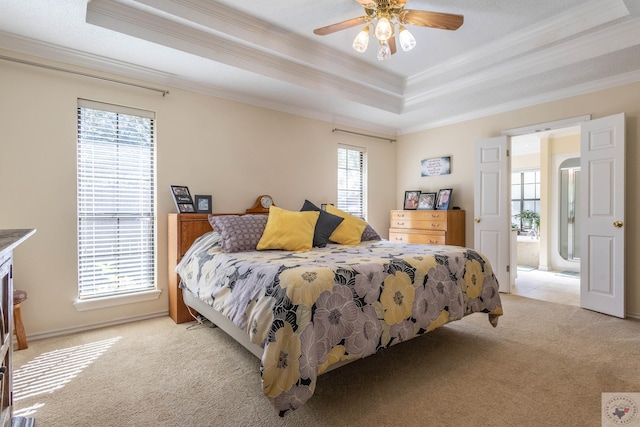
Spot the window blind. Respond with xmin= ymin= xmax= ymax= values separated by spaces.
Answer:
xmin=77 ymin=100 xmax=156 ymax=299
xmin=337 ymin=144 xmax=367 ymax=219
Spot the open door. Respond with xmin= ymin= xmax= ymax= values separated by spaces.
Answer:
xmin=474 ymin=136 xmax=510 ymax=293
xmin=580 ymin=113 xmax=625 ymax=318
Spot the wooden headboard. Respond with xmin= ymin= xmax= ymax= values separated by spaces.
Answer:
xmin=168 ymin=213 xmax=212 ymax=323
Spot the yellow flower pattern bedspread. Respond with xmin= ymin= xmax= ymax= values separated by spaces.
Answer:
xmin=176 ymin=232 xmax=503 ymax=416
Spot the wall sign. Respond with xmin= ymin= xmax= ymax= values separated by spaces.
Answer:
xmin=421 ymin=156 xmax=451 ymax=177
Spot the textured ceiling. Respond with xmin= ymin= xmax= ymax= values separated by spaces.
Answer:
xmin=1 ymin=0 xmax=640 ymax=135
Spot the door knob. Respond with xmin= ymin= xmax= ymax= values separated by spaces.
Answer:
xmin=474 ymin=218 xmax=481 ymax=223
xmin=613 ymin=220 xmax=623 ymax=228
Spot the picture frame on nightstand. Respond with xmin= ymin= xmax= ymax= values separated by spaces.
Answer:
xmin=195 ymin=195 xmax=212 ymax=213
xmin=170 ymin=185 xmax=195 ymax=213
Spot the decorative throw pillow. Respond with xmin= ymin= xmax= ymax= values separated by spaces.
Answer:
xmin=208 ymin=214 xmax=268 ymax=253
xmin=300 ymin=199 xmax=344 ymax=247
xmin=324 ymin=204 xmax=367 ymax=245
xmin=361 ymin=223 xmax=382 ymax=241
xmin=257 ymin=206 xmax=319 ymax=251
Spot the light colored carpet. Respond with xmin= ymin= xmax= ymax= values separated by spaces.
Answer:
xmin=12 ymin=295 xmax=640 ymax=427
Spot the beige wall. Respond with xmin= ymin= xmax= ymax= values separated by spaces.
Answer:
xmin=397 ymin=82 xmax=640 ymax=318
xmin=0 ymin=51 xmax=396 ymax=337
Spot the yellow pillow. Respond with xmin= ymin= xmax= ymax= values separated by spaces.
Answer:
xmin=325 ymin=204 xmax=367 ymax=245
xmin=256 ymin=206 xmax=320 ymax=251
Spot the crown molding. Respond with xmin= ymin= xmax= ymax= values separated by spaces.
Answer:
xmin=402 ymin=17 xmax=640 ymax=113
xmin=400 ymin=67 xmax=640 ymax=135
xmin=136 ymin=0 xmax=404 ymax=92
xmin=405 ymin=0 xmax=629 ymax=93
xmin=88 ymin=0 xmax=403 ymax=112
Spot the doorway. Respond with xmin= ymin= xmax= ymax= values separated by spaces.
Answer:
xmin=509 ymin=126 xmax=581 ymax=305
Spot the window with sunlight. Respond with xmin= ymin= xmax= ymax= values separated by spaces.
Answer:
xmin=337 ymin=145 xmax=366 ymax=218
xmin=76 ymin=100 xmax=156 ymax=300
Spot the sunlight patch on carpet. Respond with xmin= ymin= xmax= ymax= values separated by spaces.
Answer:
xmin=12 ymin=336 xmax=122 ymax=416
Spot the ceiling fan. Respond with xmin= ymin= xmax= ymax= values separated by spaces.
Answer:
xmin=313 ymin=0 xmax=463 ymax=60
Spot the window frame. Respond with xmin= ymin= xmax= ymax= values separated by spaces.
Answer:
xmin=511 ymin=168 xmax=541 ymax=231
xmin=74 ymin=99 xmax=160 ymax=311
xmin=337 ymin=144 xmax=367 ymax=220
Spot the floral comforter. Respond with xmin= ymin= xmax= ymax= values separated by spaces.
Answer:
xmin=176 ymin=232 xmax=503 ymax=416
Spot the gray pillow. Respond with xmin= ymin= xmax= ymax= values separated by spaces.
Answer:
xmin=208 ymin=215 xmax=268 ymax=252
xmin=361 ymin=223 xmax=382 ymax=241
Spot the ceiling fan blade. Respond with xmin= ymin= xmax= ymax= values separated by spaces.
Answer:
xmin=399 ymin=10 xmax=464 ymax=31
xmin=389 ymin=35 xmax=397 ymax=55
xmin=313 ymin=16 xmax=369 ymax=36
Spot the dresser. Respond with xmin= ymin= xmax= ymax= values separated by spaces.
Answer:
xmin=0 ymin=229 xmax=35 ymax=426
xmin=389 ymin=210 xmax=465 ymax=246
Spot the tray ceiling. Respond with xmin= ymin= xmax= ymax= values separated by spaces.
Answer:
xmin=1 ymin=0 xmax=640 ymax=135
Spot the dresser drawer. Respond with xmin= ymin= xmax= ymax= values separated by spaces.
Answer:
xmin=391 ymin=210 xmax=446 ymax=220
xmin=389 ymin=232 xmax=446 ymax=245
xmin=390 ymin=218 xmax=448 ymax=231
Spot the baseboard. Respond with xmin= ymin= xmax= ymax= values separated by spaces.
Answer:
xmin=626 ymin=311 xmax=640 ymax=320
xmin=24 ymin=311 xmax=169 ymax=342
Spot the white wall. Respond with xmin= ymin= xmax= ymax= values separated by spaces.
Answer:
xmin=0 ymin=50 xmax=396 ymax=337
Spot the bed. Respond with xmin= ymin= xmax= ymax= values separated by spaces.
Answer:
xmin=172 ymin=203 xmax=503 ymax=416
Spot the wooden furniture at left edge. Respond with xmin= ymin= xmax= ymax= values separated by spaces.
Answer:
xmin=0 ymin=229 xmax=35 ymax=427
xmin=168 ymin=214 xmax=211 ymax=324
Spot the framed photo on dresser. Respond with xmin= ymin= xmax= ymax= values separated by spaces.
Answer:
xmin=417 ymin=192 xmax=436 ymax=210
xmin=403 ymin=191 xmax=420 ymax=210
xmin=436 ymin=188 xmax=452 ymax=210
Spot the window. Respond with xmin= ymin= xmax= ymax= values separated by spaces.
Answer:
xmin=511 ymin=169 xmax=540 ymax=230
xmin=337 ymin=145 xmax=366 ymax=218
xmin=76 ymin=100 xmax=156 ymax=301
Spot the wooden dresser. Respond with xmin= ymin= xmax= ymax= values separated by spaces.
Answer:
xmin=0 ymin=229 xmax=35 ymax=426
xmin=168 ymin=214 xmax=212 ymax=324
xmin=389 ymin=210 xmax=465 ymax=246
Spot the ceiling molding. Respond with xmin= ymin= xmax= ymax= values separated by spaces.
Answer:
xmin=405 ymin=0 xmax=629 ymax=92
xmin=402 ymin=17 xmax=640 ymax=112
xmin=87 ymin=0 xmax=404 ymax=112
xmin=136 ymin=0 xmax=404 ymax=91
xmin=400 ymin=68 xmax=640 ymax=135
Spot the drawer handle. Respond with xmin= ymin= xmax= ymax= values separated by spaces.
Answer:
xmin=431 ymin=223 xmax=440 ymax=227
xmin=429 ymin=240 xmax=438 ymax=244
xmin=397 ymin=222 xmax=405 ymax=226
xmin=398 ymin=213 xmax=405 ymax=218
xmin=395 ymin=237 xmax=404 ymax=241
xmin=430 ymin=214 xmax=440 ymax=218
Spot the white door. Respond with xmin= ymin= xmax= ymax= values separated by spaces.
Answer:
xmin=474 ymin=136 xmax=510 ymax=293
xmin=580 ymin=113 xmax=625 ymax=318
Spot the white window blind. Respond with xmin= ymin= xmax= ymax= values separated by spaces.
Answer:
xmin=337 ymin=144 xmax=367 ymax=218
xmin=77 ymin=99 xmax=156 ymax=299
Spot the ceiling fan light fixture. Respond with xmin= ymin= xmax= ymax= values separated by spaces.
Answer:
xmin=352 ymin=26 xmax=370 ymax=53
xmin=377 ymin=41 xmax=391 ymax=61
xmin=374 ymin=17 xmax=392 ymax=41
xmin=398 ymin=25 xmax=416 ymax=51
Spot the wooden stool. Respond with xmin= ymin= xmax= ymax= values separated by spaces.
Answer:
xmin=13 ymin=290 xmax=28 ymax=350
